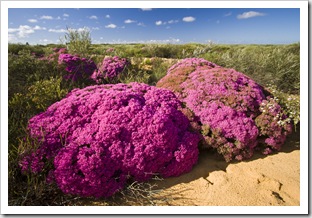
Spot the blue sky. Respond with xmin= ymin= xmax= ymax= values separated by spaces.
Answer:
xmin=8 ymin=8 xmax=300 ymax=45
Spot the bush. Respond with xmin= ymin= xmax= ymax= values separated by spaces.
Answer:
xmin=9 ymin=43 xmax=46 ymax=56
xmin=91 ymin=56 xmax=129 ymax=83
xmin=62 ymin=27 xmax=91 ymax=57
xmin=9 ymin=77 xmax=68 ymax=143
xmin=8 ymin=50 xmax=60 ymax=99
xmin=58 ymin=53 xmax=97 ymax=82
xmin=157 ymin=58 xmax=292 ymax=162
xmin=119 ymin=57 xmax=176 ymax=86
xmin=20 ymin=82 xmax=200 ymax=198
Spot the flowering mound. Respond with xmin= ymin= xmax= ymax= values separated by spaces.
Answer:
xmin=157 ymin=58 xmax=292 ymax=162
xmin=58 ymin=54 xmax=97 ymax=81
xmin=167 ymin=57 xmax=220 ymax=75
xmin=91 ymin=56 xmax=129 ymax=83
xmin=20 ymin=82 xmax=200 ymax=198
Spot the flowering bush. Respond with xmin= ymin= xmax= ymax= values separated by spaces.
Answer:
xmin=167 ymin=57 xmax=219 ymax=75
xmin=157 ymin=58 xmax=292 ymax=161
xmin=20 ymin=82 xmax=200 ymax=197
xmin=91 ymin=56 xmax=129 ymax=83
xmin=266 ymin=84 xmax=300 ymax=127
xmin=199 ymin=102 xmax=259 ymax=162
xmin=256 ymin=97 xmax=292 ymax=154
xmin=58 ymin=53 xmax=97 ymax=81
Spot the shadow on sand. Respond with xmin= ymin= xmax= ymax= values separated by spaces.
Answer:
xmin=154 ymin=124 xmax=300 ymax=190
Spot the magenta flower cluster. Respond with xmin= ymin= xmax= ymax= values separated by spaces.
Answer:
xmin=167 ymin=57 xmax=219 ymax=74
xmin=20 ymin=82 xmax=200 ymax=198
xmin=58 ymin=54 xmax=97 ymax=81
xmin=198 ymin=102 xmax=259 ymax=162
xmin=91 ymin=56 xmax=129 ymax=83
xmin=157 ymin=58 xmax=292 ymax=161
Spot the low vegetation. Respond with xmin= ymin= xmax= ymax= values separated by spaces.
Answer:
xmin=8 ymin=33 xmax=300 ymax=205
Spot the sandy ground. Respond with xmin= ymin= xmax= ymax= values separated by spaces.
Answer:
xmin=87 ymin=130 xmax=300 ymax=207
xmin=152 ymin=131 xmax=300 ymax=206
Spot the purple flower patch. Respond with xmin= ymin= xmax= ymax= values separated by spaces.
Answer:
xmin=91 ymin=56 xmax=129 ymax=83
xmin=21 ymin=82 xmax=200 ymax=197
xmin=58 ymin=54 xmax=97 ymax=81
xmin=157 ymin=58 xmax=292 ymax=161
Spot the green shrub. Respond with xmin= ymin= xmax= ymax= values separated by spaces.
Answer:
xmin=8 ymin=50 xmax=60 ymax=99
xmin=118 ymin=57 xmax=176 ymax=85
xmin=62 ymin=27 xmax=91 ymax=57
xmin=8 ymin=43 xmax=46 ymax=56
xmin=8 ymin=77 xmax=69 ymax=205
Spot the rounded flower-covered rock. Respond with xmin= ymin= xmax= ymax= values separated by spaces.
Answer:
xmin=157 ymin=58 xmax=292 ymax=161
xmin=58 ymin=54 xmax=97 ymax=81
xmin=20 ymin=82 xmax=200 ymax=197
xmin=91 ymin=56 xmax=129 ymax=83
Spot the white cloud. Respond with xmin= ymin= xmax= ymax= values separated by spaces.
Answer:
xmin=28 ymin=19 xmax=38 ymax=23
xmin=147 ymin=37 xmax=180 ymax=44
xmin=141 ymin=8 xmax=152 ymax=11
xmin=63 ymin=13 xmax=69 ymax=17
xmin=124 ymin=19 xmax=136 ymax=24
xmin=66 ymin=27 xmax=90 ymax=33
xmin=77 ymin=27 xmax=90 ymax=32
xmin=168 ymin=20 xmax=179 ymax=24
xmin=40 ymin=15 xmax=53 ymax=20
xmin=102 ymin=37 xmax=181 ymax=44
xmin=8 ymin=25 xmax=45 ymax=38
xmin=155 ymin=19 xmax=178 ymax=27
xmin=105 ymin=14 xmax=110 ymax=18
xmin=92 ymin=27 xmax=100 ymax=30
xmin=224 ymin=12 xmax=232 ymax=17
xmin=56 ymin=16 xmax=61 ymax=20
xmin=8 ymin=29 xmax=16 ymax=33
xmin=48 ymin=28 xmax=67 ymax=33
xmin=33 ymin=25 xmax=46 ymax=30
xmin=105 ymin=24 xmax=117 ymax=28
xmin=137 ymin=22 xmax=145 ymax=27
xmin=155 ymin=20 xmax=162 ymax=26
xmin=89 ymin=15 xmax=98 ymax=20
xmin=183 ymin=16 xmax=196 ymax=22
xmin=8 ymin=33 xmax=17 ymax=42
xmin=14 ymin=26 xmax=34 ymax=37
xmin=237 ymin=11 xmax=266 ymax=19
xmin=39 ymin=38 xmax=53 ymax=44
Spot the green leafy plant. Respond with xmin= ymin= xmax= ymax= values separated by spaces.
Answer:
xmin=62 ymin=27 xmax=91 ymax=57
